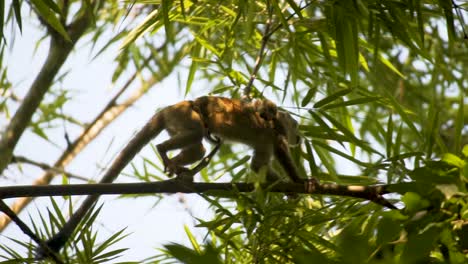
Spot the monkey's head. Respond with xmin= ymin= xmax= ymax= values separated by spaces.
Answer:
xmin=252 ymin=98 xmax=278 ymax=121
xmin=276 ymin=111 xmax=301 ymax=146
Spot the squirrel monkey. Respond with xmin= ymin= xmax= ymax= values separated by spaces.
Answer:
xmin=42 ymin=96 xmax=303 ymax=255
xmin=156 ymin=96 xmax=301 ymax=182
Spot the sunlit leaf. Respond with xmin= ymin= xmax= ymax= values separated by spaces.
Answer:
xmin=313 ymin=88 xmax=351 ymax=108
xmin=121 ymin=9 xmax=160 ymax=50
xmin=30 ymin=0 xmax=70 ymax=41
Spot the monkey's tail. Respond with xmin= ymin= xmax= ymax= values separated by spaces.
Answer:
xmin=41 ymin=112 xmax=165 ymax=256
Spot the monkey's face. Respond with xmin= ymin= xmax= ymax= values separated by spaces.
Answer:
xmin=277 ymin=111 xmax=301 ymax=146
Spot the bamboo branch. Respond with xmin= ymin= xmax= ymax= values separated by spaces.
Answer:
xmin=0 ymin=180 xmax=395 ymax=209
xmin=11 ymin=156 xmax=90 ymax=182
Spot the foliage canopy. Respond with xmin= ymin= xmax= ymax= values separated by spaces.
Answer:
xmin=0 ymin=0 xmax=467 ymax=263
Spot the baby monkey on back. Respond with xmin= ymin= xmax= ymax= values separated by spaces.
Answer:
xmin=42 ymin=96 xmax=304 ymax=256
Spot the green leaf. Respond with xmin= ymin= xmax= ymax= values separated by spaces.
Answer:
xmin=30 ymin=0 xmax=70 ymax=42
xmin=337 ymin=221 xmax=368 ymax=263
xmin=186 ymin=44 xmax=200 ymax=96
xmin=402 ymin=192 xmax=430 ymax=212
xmin=454 ymin=96 xmax=464 ymax=153
xmin=184 ymin=225 xmax=201 ymax=254
xmin=333 ymin=4 xmax=359 ymax=85
xmin=415 ymin=0 xmax=424 ymax=45
xmin=425 ymin=99 xmax=438 ymax=159
xmin=41 ymin=0 xmax=62 ymax=14
xmin=385 ymin=114 xmax=393 ymax=158
xmin=162 ymin=0 xmax=173 ymax=42
xmin=120 ymin=9 xmax=160 ymax=50
xmin=321 ymin=96 xmax=380 ymax=110
xmin=319 ymin=110 xmax=379 ymax=155
xmin=376 ymin=216 xmax=401 ymax=245
xmin=383 ymin=92 xmax=422 ymax=140
xmin=301 ymin=88 xmax=315 ymax=107
xmin=442 ymin=153 xmax=465 ymax=169
xmin=401 ymin=226 xmax=440 ymax=263
xmin=377 ymin=53 xmax=406 ymax=78
xmin=313 ymin=140 xmax=371 ymax=167
xmin=164 ymin=243 xmax=200 ymax=262
xmin=462 ymin=145 xmax=468 ymax=158
xmin=386 ymin=152 xmax=424 ymax=162
xmin=437 ymin=0 xmax=456 ymax=44
xmin=193 ymin=34 xmax=221 ymax=57
xmin=304 ymin=140 xmax=318 ymax=177
xmin=313 ymin=88 xmax=351 ymax=108
xmin=409 ymin=161 xmax=459 ymax=184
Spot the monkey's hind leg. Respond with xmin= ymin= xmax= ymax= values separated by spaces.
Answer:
xmin=156 ymin=131 xmax=204 ymax=177
xmin=175 ymin=136 xmax=222 ymax=182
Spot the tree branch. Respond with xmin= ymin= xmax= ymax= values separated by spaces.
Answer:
xmin=0 ymin=180 xmax=395 ymax=208
xmin=12 ymin=156 xmax=90 ymax=182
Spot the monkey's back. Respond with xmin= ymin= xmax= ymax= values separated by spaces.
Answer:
xmin=193 ymin=96 xmax=276 ymax=147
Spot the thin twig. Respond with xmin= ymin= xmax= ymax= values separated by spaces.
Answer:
xmin=243 ymin=19 xmax=271 ymax=98
xmin=12 ymin=156 xmax=90 ymax=182
xmin=243 ymin=8 xmax=273 ymax=99
xmin=243 ymin=1 xmax=316 ymax=99
xmin=265 ymin=1 xmax=316 ymax=39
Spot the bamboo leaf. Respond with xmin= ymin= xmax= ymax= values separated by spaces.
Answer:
xmin=437 ymin=0 xmax=456 ymax=44
xmin=386 ymin=114 xmax=393 ymax=158
xmin=454 ymin=96 xmax=464 ymax=153
xmin=377 ymin=53 xmax=406 ymax=78
xmin=313 ymin=140 xmax=371 ymax=167
xmin=415 ymin=0 xmax=424 ymax=45
xmin=321 ymin=97 xmax=380 ymax=110
xmin=313 ymin=88 xmax=351 ymax=108
xmin=120 ymin=9 xmax=160 ymax=50
xmin=286 ymin=0 xmax=303 ymax=18
xmin=193 ymin=34 xmax=221 ymax=57
xmin=319 ymin=110 xmax=379 ymax=155
xmin=31 ymin=0 xmax=70 ymax=41
xmin=301 ymin=88 xmax=316 ymax=107
xmin=162 ymin=0 xmax=174 ymax=42
xmin=186 ymin=44 xmax=200 ymax=96
xmin=383 ymin=91 xmax=422 ymax=140
xmin=41 ymin=0 xmax=62 ymax=14
xmin=425 ymin=99 xmax=438 ymax=159
xmin=184 ymin=225 xmax=201 ymax=254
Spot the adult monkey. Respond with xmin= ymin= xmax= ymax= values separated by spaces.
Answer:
xmin=41 ymin=96 xmax=307 ymax=256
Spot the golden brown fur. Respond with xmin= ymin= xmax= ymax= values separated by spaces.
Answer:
xmin=156 ymin=96 xmax=301 ymax=181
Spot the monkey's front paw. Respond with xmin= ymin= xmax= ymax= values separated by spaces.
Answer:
xmin=164 ymin=162 xmax=190 ymax=178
